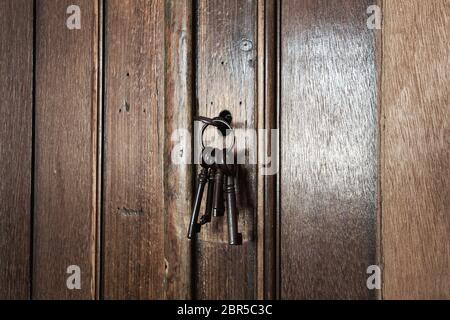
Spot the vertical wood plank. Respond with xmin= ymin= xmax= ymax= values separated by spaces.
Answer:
xmin=256 ymin=0 xmax=278 ymax=300
xmin=34 ymin=0 xmax=99 ymax=299
xmin=280 ymin=0 xmax=378 ymax=299
xmin=195 ymin=0 xmax=258 ymax=299
xmin=0 ymin=0 xmax=33 ymax=300
xmin=256 ymin=0 xmax=265 ymax=300
xmin=96 ymin=0 xmax=104 ymax=300
xmin=263 ymin=0 xmax=278 ymax=300
xmin=375 ymin=0 xmax=383 ymax=302
xmin=103 ymin=0 xmax=166 ymax=299
xmin=382 ymin=0 xmax=450 ymax=300
xmin=164 ymin=0 xmax=194 ymax=300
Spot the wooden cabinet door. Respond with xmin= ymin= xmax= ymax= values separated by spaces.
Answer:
xmin=0 ymin=0 xmax=448 ymax=300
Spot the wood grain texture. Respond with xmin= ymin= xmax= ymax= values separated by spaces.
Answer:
xmin=256 ymin=0 xmax=278 ymax=300
xmin=256 ymin=0 xmax=265 ymax=300
xmin=263 ymin=0 xmax=278 ymax=300
xmin=34 ymin=0 xmax=99 ymax=299
xmin=0 ymin=0 xmax=33 ymax=300
xmin=195 ymin=0 xmax=258 ymax=299
xmin=374 ymin=0 xmax=383 ymax=302
xmin=103 ymin=0 xmax=165 ymax=299
xmin=96 ymin=0 xmax=104 ymax=300
xmin=381 ymin=0 xmax=450 ymax=300
xmin=280 ymin=0 xmax=378 ymax=299
xmin=164 ymin=0 xmax=193 ymax=299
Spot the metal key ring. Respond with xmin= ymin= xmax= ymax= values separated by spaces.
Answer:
xmin=199 ymin=118 xmax=235 ymax=150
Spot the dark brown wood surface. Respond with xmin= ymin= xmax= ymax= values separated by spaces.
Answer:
xmin=256 ymin=0 xmax=265 ymax=299
xmin=280 ymin=0 xmax=378 ymax=299
xmin=1 ymin=0 xmax=449 ymax=301
xmin=33 ymin=0 xmax=99 ymax=299
xmin=0 ymin=0 xmax=33 ymax=300
xmin=256 ymin=0 xmax=278 ymax=300
xmin=381 ymin=0 xmax=450 ymax=300
xmin=194 ymin=0 xmax=258 ymax=299
xmin=164 ymin=0 xmax=194 ymax=299
xmin=103 ymin=0 xmax=166 ymax=299
xmin=263 ymin=0 xmax=278 ymax=300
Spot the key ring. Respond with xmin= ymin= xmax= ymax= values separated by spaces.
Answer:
xmin=196 ymin=116 xmax=236 ymax=151
xmin=189 ymin=111 xmax=242 ymax=246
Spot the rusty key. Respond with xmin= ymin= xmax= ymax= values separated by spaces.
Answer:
xmin=224 ymin=164 xmax=241 ymax=245
xmin=187 ymin=148 xmax=216 ymax=239
xmin=200 ymin=167 xmax=215 ymax=225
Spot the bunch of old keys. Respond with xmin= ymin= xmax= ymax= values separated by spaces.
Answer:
xmin=187 ymin=112 xmax=242 ymax=245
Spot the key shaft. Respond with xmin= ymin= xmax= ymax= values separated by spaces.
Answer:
xmin=188 ymin=167 xmax=209 ymax=239
xmin=200 ymin=168 xmax=215 ymax=225
xmin=225 ymin=174 xmax=241 ymax=245
xmin=212 ymin=169 xmax=225 ymax=217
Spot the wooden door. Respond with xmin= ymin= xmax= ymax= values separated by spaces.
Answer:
xmin=0 ymin=0 xmax=448 ymax=300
